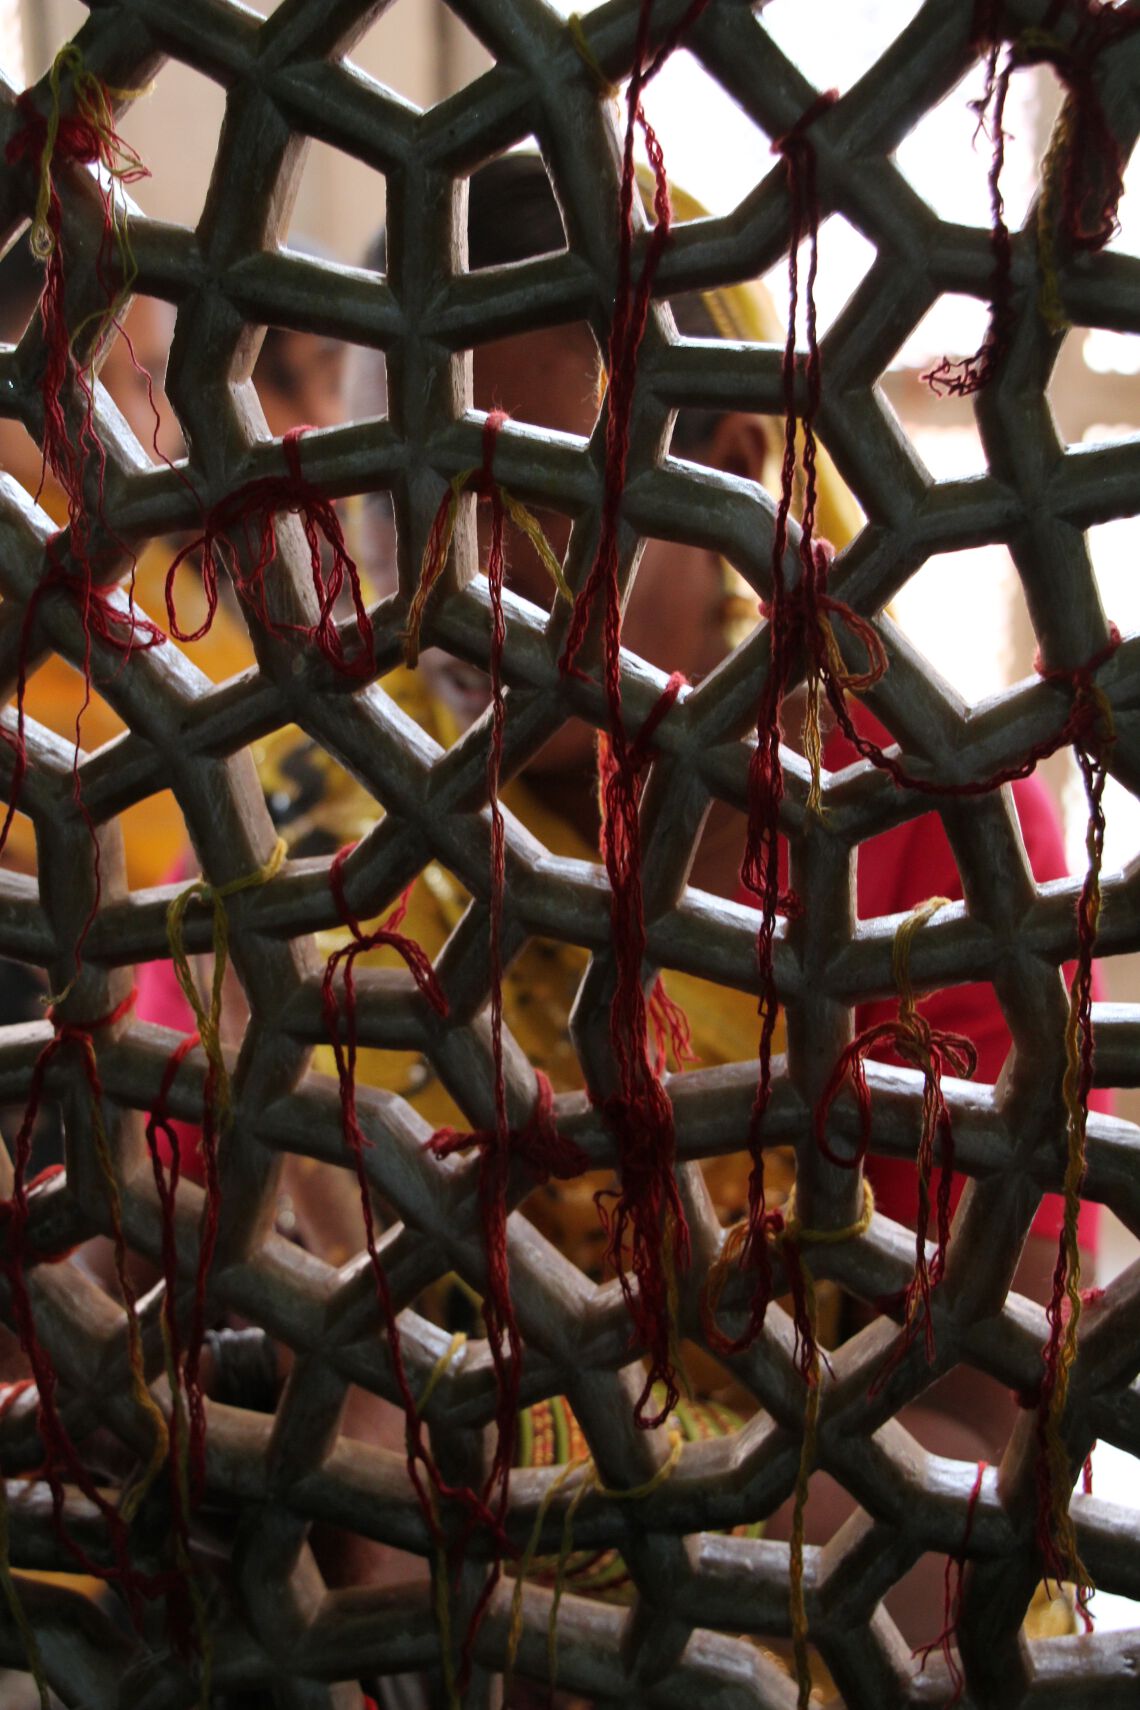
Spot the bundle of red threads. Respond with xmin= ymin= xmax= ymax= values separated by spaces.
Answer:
xmin=165 ymin=423 xmax=375 ymax=680
xmin=557 ymin=0 xmax=712 ymax=1429
xmin=3 ymin=52 xmax=167 ymax=973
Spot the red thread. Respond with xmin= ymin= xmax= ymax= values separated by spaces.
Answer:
xmin=647 ymin=974 xmax=698 ymax=1078
xmin=596 ymin=672 xmax=695 ymax=1082
xmin=422 ymin=409 xmax=591 ymax=1687
xmin=0 ymin=989 xmax=168 ymax=1614
xmin=923 ymin=4 xmax=1015 ymax=398
xmin=321 ymin=852 xmax=509 ymax=1540
xmin=5 ymin=86 xmax=147 ymax=547
xmin=144 ymin=1032 xmax=199 ymax=1483
xmin=914 ymin=1459 xmax=986 ymax=1702
xmin=817 ymin=1017 xmax=976 ymax=1375
xmin=4 ymin=77 xmax=171 ymax=992
xmin=0 ymin=535 xmax=165 ymax=985
xmin=825 ymin=626 xmax=1121 ymax=806
xmin=428 ymin=1073 xmax=590 ymax=1687
xmin=165 ymin=425 xmax=374 ymax=679
xmin=322 ymin=849 xmax=522 ymax=1693
xmin=923 ymin=1 xmax=1139 ymax=396
xmin=1033 ymin=637 xmax=1115 ymax=1607
xmin=732 ymin=91 xmax=839 ymax=1356
xmin=557 ymin=0 xmax=712 ymax=1425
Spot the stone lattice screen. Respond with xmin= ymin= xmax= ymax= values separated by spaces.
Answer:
xmin=1 ymin=1 xmax=1139 ymax=1706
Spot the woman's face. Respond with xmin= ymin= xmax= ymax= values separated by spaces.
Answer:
xmin=366 ymin=323 xmax=766 ymax=774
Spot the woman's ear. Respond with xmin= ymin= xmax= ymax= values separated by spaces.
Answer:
xmin=705 ymin=412 xmax=769 ymax=486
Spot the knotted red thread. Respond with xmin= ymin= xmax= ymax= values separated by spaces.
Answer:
xmin=557 ymin=0 xmax=713 ymax=1426
xmin=815 ymin=898 xmax=977 ymax=1377
xmin=1036 ymin=2 xmax=1140 ymax=265
xmin=0 ymin=989 xmax=169 ymax=1616
xmin=5 ymin=50 xmax=148 ymax=547
xmin=321 ymin=852 xmax=507 ymax=1535
xmin=4 ymin=56 xmax=174 ymax=993
xmin=924 ymin=1 xmax=1139 ymax=394
xmin=596 ymin=672 xmax=697 ymax=1081
xmin=914 ymin=1459 xmax=986 ymax=1704
xmin=165 ymin=425 xmax=374 ymax=678
xmin=401 ymin=410 xmax=569 ymax=670
xmin=817 ymin=624 xmax=1122 ymax=813
xmin=922 ymin=3 xmax=1015 ymax=398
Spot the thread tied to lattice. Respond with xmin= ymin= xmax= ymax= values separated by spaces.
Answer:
xmin=166 ymin=425 xmax=375 ymax=677
xmin=816 ymin=898 xmax=977 ymax=1374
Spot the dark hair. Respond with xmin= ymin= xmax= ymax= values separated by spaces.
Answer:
xmin=362 ymin=152 xmax=726 ymax=455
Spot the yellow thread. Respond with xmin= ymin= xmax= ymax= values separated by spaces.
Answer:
xmin=547 ymin=1467 xmax=593 ymax=1688
xmin=504 ymin=1456 xmax=583 ymax=1694
xmin=700 ymin=1216 xmax=749 ymax=1343
xmin=802 ymin=598 xmax=889 ymax=815
xmin=165 ymin=837 xmax=287 ymax=1126
xmin=1089 ymin=683 xmax=1115 ymax=749
xmin=783 ymin=1179 xmax=875 ymax=1250
xmin=594 ymin=1427 xmax=684 ymax=1502
xmin=567 ymin=14 xmax=619 ymax=100
xmin=158 ymin=1317 xmax=212 ymax=1709
xmin=0 ymin=1431 xmax=50 ymax=1710
xmin=542 ymin=1430 xmax=682 ymax=1689
xmin=416 ymin=1331 xmax=466 ymax=1417
xmin=500 ymin=491 xmax=573 ymax=603
xmin=891 ymin=896 xmax=951 ymax=1016
xmin=1042 ymin=697 xmax=1112 ymax=1601
xmin=403 ymin=472 xmax=469 ymax=667
xmin=29 ymin=47 xmax=148 ymax=347
xmin=403 ymin=469 xmax=570 ymax=668
xmin=803 ymin=680 xmax=825 ymax=816
xmin=28 ymin=49 xmax=67 ymax=260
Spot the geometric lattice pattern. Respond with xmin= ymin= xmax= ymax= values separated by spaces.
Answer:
xmin=1 ymin=2 xmax=1139 ymax=1705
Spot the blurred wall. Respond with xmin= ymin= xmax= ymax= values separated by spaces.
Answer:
xmin=19 ymin=0 xmax=491 ymax=262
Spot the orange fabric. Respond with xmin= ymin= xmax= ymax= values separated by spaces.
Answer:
xmin=14 ymin=533 xmax=252 ymax=887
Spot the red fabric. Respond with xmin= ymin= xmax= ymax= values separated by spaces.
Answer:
xmin=736 ymin=710 xmax=1105 ymax=1251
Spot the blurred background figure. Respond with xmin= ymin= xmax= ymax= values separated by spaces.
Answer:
xmin=253 ymin=320 xmax=345 ymax=440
